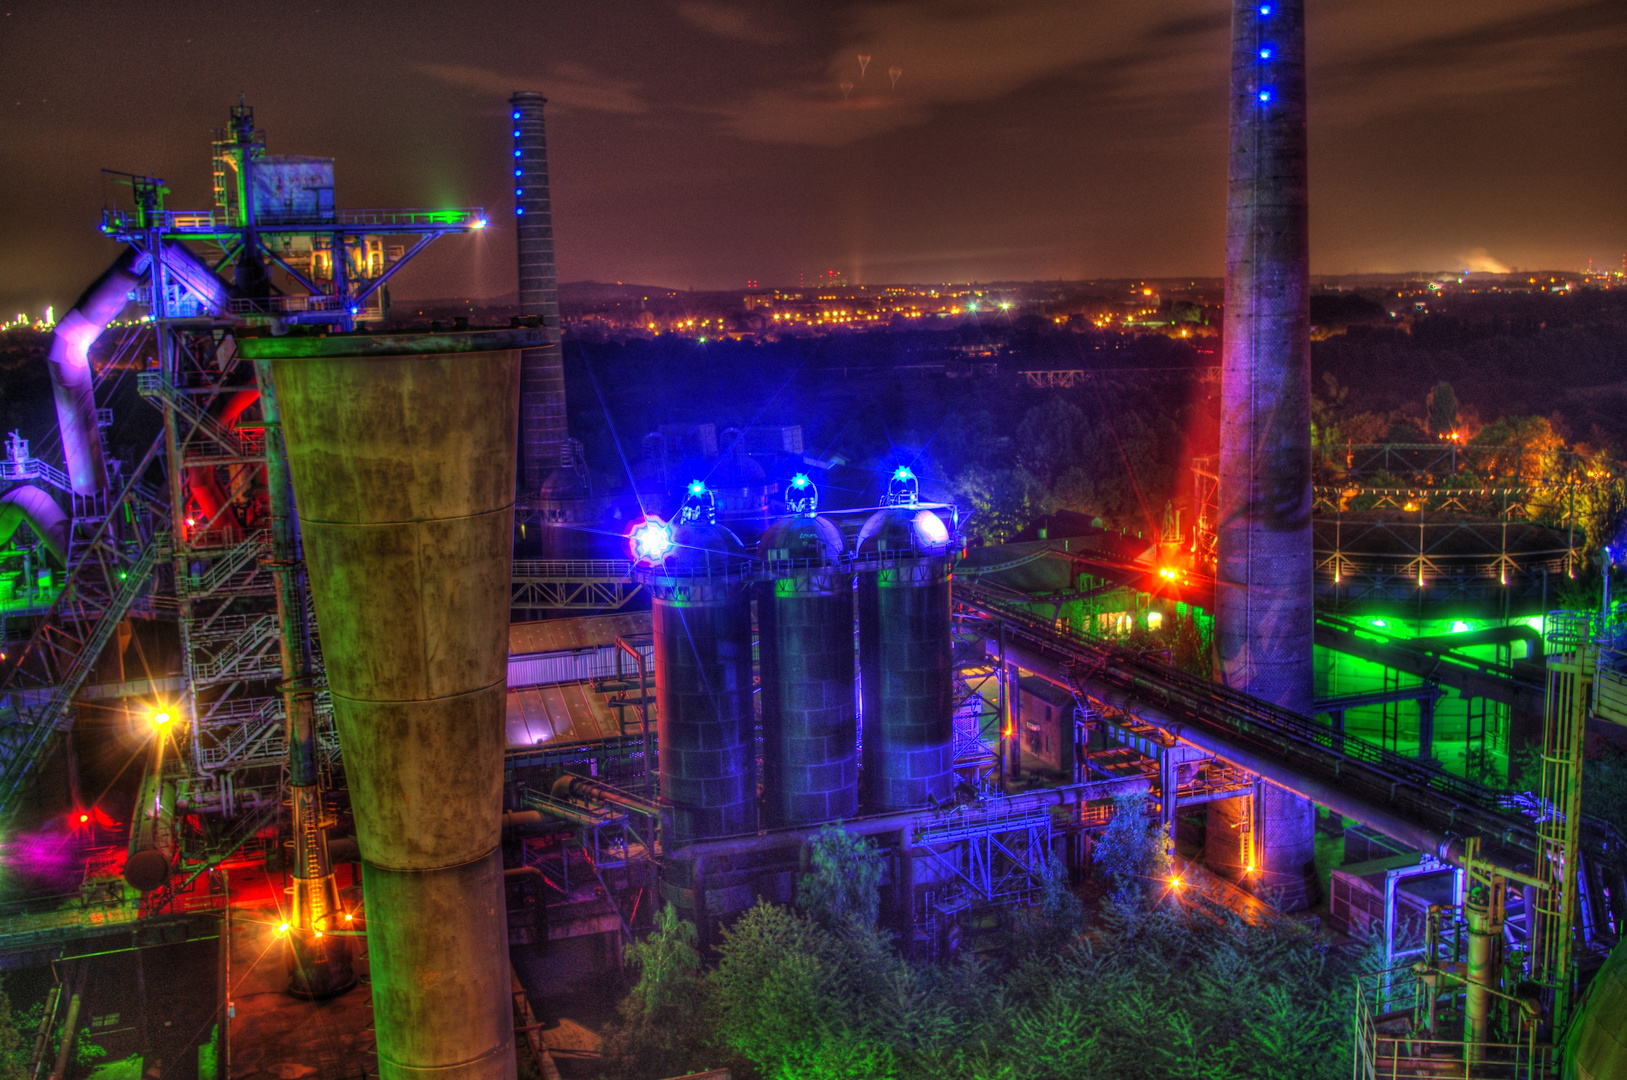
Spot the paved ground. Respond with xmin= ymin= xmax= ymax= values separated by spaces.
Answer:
xmin=226 ymin=866 xmax=376 ymax=1080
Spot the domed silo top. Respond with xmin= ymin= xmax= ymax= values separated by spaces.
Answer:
xmin=664 ymin=520 xmax=751 ymax=577
xmin=858 ymin=506 xmax=952 ymax=559
xmin=760 ymin=514 xmax=844 ymax=567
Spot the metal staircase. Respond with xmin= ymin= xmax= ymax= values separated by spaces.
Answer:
xmin=0 ymin=535 xmax=166 ymax=816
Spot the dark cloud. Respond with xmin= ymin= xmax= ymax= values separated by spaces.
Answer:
xmin=0 ymin=0 xmax=1622 ymax=311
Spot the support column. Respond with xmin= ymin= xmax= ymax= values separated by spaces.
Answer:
xmin=256 ymin=359 xmax=353 ymax=999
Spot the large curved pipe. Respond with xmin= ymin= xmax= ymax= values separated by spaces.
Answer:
xmin=47 ymin=250 xmax=144 ymax=495
xmin=47 ymin=243 xmax=229 ymax=498
xmin=0 ymin=486 xmax=69 ymax=564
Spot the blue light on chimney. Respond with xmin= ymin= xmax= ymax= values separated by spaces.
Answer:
xmin=1259 ymin=88 xmax=1273 ymax=102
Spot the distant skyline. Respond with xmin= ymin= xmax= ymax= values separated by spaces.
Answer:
xmin=2 ymin=0 xmax=1623 ymax=315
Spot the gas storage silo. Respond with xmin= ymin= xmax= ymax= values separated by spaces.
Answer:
xmin=856 ymin=483 xmax=955 ymax=812
xmin=757 ymin=475 xmax=857 ymax=827
xmin=633 ymin=492 xmax=757 ymax=843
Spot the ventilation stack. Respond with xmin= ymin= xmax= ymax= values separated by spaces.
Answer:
xmin=757 ymin=477 xmax=857 ymax=827
xmin=244 ymin=326 xmax=536 ymax=1080
xmin=509 ymin=97 xmax=563 ymax=472
xmin=1211 ymin=0 xmax=1317 ymax=910
xmin=855 ymin=497 xmax=955 ymax=813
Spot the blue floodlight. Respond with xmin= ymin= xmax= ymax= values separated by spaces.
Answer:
xmin=629 ymin=517 xmax=674 ymax=563
xmin=513 ymin=149 xmax=522 ymax=157
xmin=786 ymin=472 xmax=818 ymax=514
xmin=1259 ymin=88 xmax=1273 ymax=102
xmin=512 ymin=110 xmax=520 ymax=120
xmin=1259 ymin=4 xmax=1271 ymax=14
xmin=892 ymin=466 xmax=915 ymax=482
xmin=1259 ymin=46 xmax=1273 ymax=59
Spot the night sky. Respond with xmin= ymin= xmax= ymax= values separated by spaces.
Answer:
xmin=2 ymin=0 xmax=1623 ymax=315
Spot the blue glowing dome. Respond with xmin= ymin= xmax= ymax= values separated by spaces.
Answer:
xmin=857 ymin=506 xmax=951 ymax=558
xmin=759 ymin=514 xmax=844 ymax=565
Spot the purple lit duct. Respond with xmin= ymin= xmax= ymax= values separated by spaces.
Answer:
xmin=1212 ymin=0 xmax=1317 ymax=909
xmin=510 ymin=92 xmax=567 ymax=496
xmin=47 ymin=250 xmax=143 ymax=496
xmin=48 ymin=243 xmax=228 ymax=496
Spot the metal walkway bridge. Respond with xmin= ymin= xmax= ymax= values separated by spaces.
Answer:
xmin=957 ymin=580 xmax=1620 ymax=887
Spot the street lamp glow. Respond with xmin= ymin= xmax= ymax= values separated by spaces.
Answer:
xmin=151 ymin=709 xmax=172 ymax=726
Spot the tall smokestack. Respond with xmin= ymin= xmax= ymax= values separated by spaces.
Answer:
xmin=244 ymin=327 xmax=537 ymax=1080
xmin=1213 ymin=0 xmax=1317 ymax=910
xmin=510 ymin=91 xmax=566 ymax=496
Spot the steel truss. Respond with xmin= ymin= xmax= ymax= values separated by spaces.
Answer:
xmin=510 ymin=560 xmax=643 ymax=612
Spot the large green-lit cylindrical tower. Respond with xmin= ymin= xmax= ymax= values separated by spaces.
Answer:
xmin=243 ymin=327 xmax=537 ymax=1080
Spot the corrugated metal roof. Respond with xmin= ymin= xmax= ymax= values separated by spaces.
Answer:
xmin=508 ymin=612 xmax=651 ymax=656
xmin=505 ymin=681 xmax=650 ymax=750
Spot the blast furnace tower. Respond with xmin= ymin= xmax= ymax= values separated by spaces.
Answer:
xmin=1212 ymin=0 xmax=1317 ymax=909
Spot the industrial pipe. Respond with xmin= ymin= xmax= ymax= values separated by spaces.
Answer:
xmin=44 ymin=968 xmax=84 ymax=1080
xmin=47 ymin=250 xmax=144 ymax=496
xmin=0 ymin=487 xmax=69 ymax=565
xmin=124 ymin=760 xmax=176 ymax=892
xmin=48 ymin=242 xmax=230 ymax=500
xmin=246 ymin=326 xmax=538 ymax=1080
xmin=551 ymin=773 xmax=660 ymax=817
xmin=254 ymin=357 xmax=350 ymax=999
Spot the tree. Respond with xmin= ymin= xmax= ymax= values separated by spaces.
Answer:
xmin=797 ymin=825 xmax=884 ymax=933
xmin=1091 ymin=791 xmax=1171 ymax=904
xmin=598 ymin=904 xmax=709 ymax=1080
xmin=1426 ymin=381 xmax=1459 ymax=437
